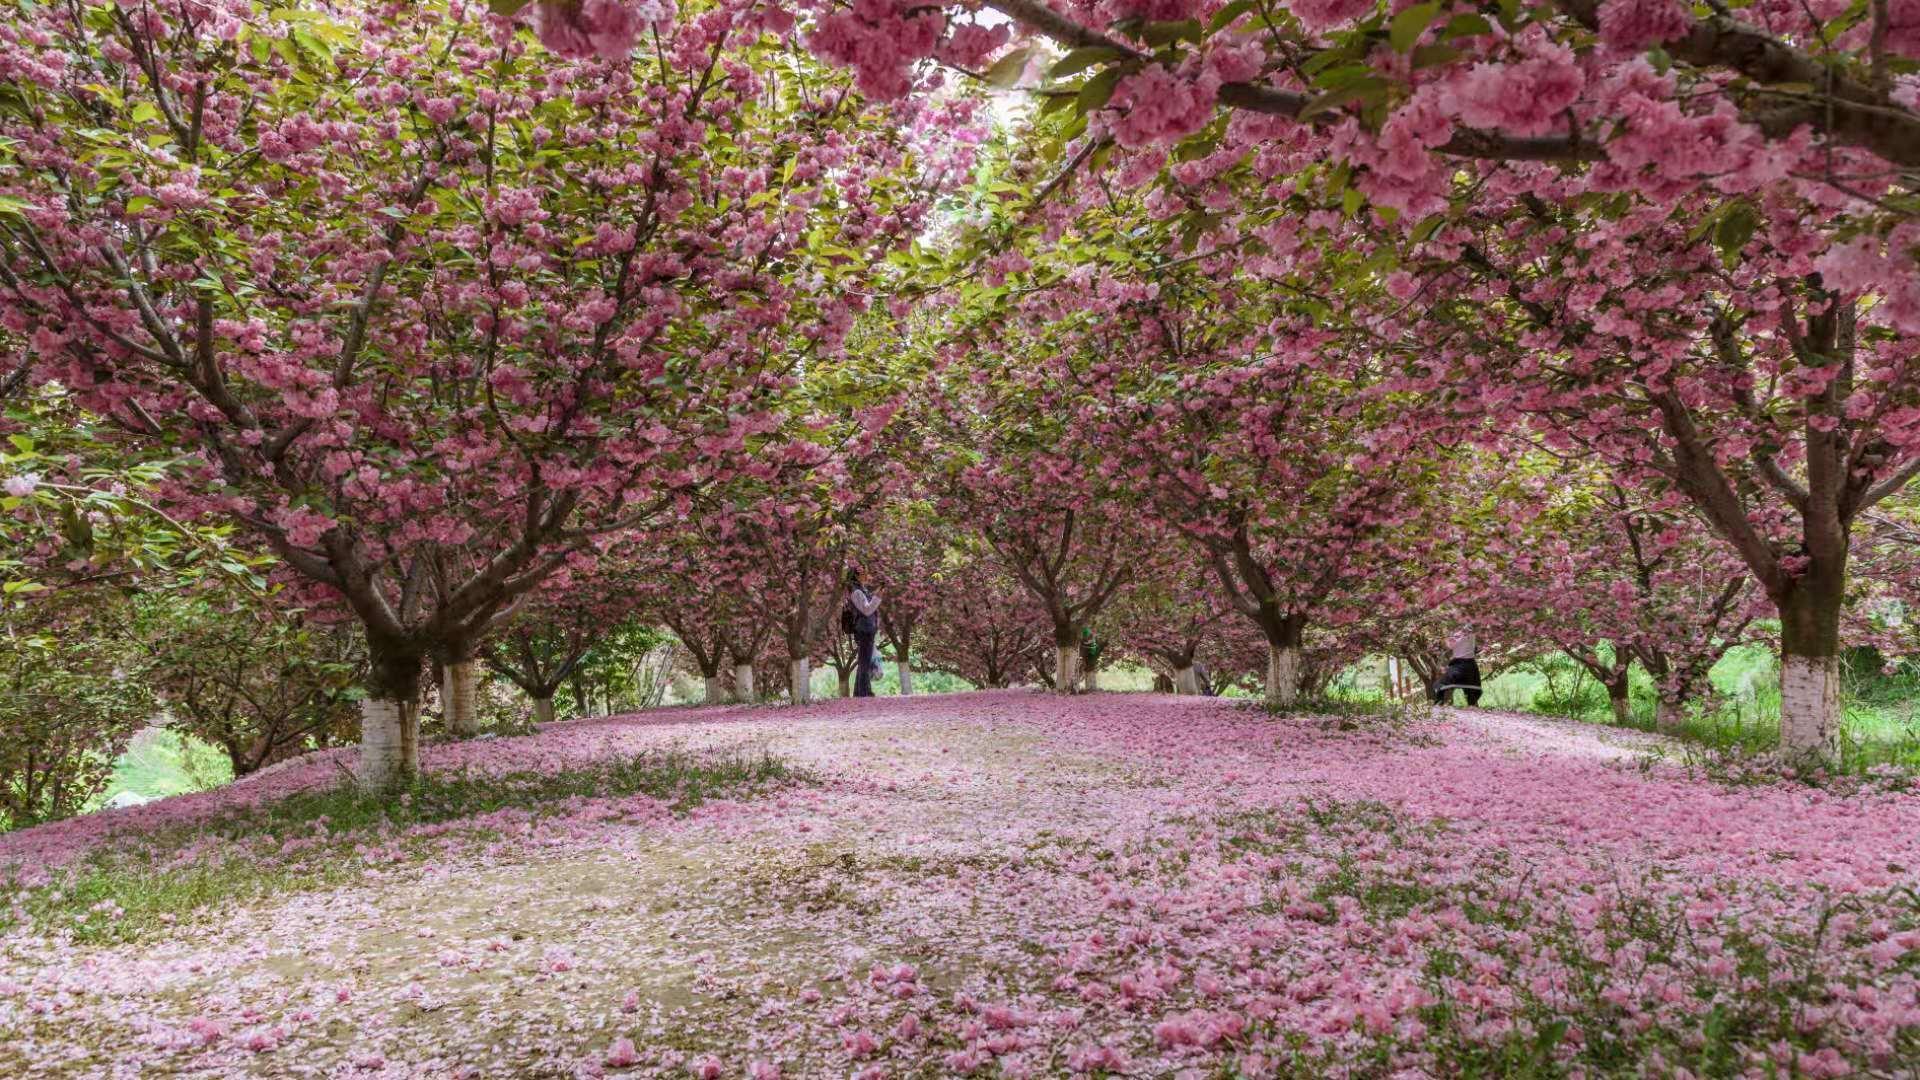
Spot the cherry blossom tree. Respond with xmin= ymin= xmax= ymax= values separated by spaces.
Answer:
xmin=1100 ymin=558 xmax=1240 ymax=695
xmin=915 ymin=541 xmax=1052 ymax=688
xmin=921 ymin=327 xmax=1144 ymax=692
xmin=0 ymin=0 xmax=941 ymax=783
xmin=1468 ymin=460 xmax=1764 ymax=728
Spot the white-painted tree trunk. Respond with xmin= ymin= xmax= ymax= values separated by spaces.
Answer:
xmin=733 ymin=663 xmax=755 ymax=702
xmin=1265 ymin=644 xmax=1300 ymax=708
xmin=1174 ymin=666 xmax=1198 ymax=695
xmin=443 ymin=660 xmax=481 ymax=737
xmin=1780 ymin=654 xmax=1841 ymax=759
xmin=1055 ymin=645 xmax=1079 ymax=693
xmin=1083 ymin=668 xmax=1098 ymax=692
xmin=703 ymin=675 xmax=726 ymax=705
xmin=790 ymin=658 xmax=811 ymax=705
xmin=357 ymin=697 xmax=408 ymax=790
xmin=1654 ymin=697 xmax=1684 ymax=734
xmin=532 ymin=696 xmax=555 ymax=725
xmin=897 ymin=661 xmax=913 ymax=696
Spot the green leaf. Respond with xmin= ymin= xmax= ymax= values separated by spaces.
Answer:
xmin=1208 ymin=0 xmax=1257 ymax=32
xmin=9 ymin=435 xmax=34 ymax=454
xmin=1050 ymin=46 xmax=1122 ymax=79
xmin=1311 ymin=61 xmax=1376 ymax=91
xmin=1441 ymin=13 xmax=1495 ymax=38
xmin=1038 ymin=90 xmax=1079 ymax=116
xmin=1141 ymin=19 xmax=1202 ymax=47
xmin=1076 ymin=68 xmax=1125 ymax=114
xmin=1389 ymin=3 xmax=1440 ymax=52
xmin=1298 ymin=77 xmax=1387 ymax=120
xmin=985 ymin=46 xmax=1033 ymax=89
xmin=1715 ymin=201 xmax=1758 ymax=267
xmin=488 ymin=0 xmax=532 ymax=13
xmin=1410 ymin=44 xmax=1463 ymax=69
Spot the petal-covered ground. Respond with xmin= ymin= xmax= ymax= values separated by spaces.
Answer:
xmin=3 ymin=691 xmax=1919 ymax=1078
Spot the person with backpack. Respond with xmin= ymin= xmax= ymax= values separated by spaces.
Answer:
xmin=1430 ymin=626 xmax=1483 ymax=706
xmin=845 ymin=572 xmax=882 ymax=698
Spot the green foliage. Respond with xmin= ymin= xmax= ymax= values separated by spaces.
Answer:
xmin=1478 ymin=642 xmax=1920 ymax=772
xmin=0 ymin=594 xmax=157 ymax=830
xmin=1257 ymin=694 xmax=1437 ymax=733
xmin=565 ymin=621 xmax=676 ymax=718
xmin=95 ymin=729 xmax=233 ymax=808
xmin=133 ymin=590 xmax=363 ymax=774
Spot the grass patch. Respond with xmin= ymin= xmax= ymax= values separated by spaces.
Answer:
xmin=4 ymin=748 xmax=805 ymax=945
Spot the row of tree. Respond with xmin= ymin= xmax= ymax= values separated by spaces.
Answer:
xmin=3 ymin=0 xmax=1920 ymax=806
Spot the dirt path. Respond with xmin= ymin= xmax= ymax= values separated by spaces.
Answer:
xmin=3 ymin=692 xmax=1917 ymax=1078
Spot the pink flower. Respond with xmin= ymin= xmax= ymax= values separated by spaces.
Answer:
xmin=1597 ymin=0 xmax=1692 ymax=50
xmin=1815 ymin=236 xmax=1892 ymax=295
xmin=1445 ymin=47 xmax=1585 ymax=136
xmin=604 ymin=1037 xmax=641 ymax=1068
xmin=187 ymin=1016 xmax=226 ymax=1045
xmin=1288 ymin=0 xmax=1375 ymax=31
xmin=843 ymin=1029 xmax=880 ymax=1057
xmin=533 ymin=0 xmax=673 ymax=61
xmin=1109 ymin=66 xmax=1219 ymax=148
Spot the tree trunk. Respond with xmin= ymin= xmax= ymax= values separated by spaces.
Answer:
xmin=1654 ymin=696 xmax=1685 ymax=733
xmin=837 ymin=669 xmax=852 ymax=697
xmin=357 ymin=698 xmax=409 ymax=790
xmin=1083 ymin=667 xmax=1098 ymax=692
xmin=703 ymin=675 xmax=726 ymax=705
xmin=1266 ymin=643 xmax=1301 ymax=708
xmin=442 ymin=658 xmax=482 ymax=737
xmin=532 ymin=696 xmax=556 ymax=725
xmin=1174 ymin=666 xmax=1198 ymax=695
xmin=1779 ymin=576 xmax=1845 ymax=759
xmin=733 ymin=662 xmax=755 ymax=702
xmin=897 ymin=661 xmax=913 ymax=696
xmin=789 ymin=657 xmax=811 ymax=705
xmin=1607 ymin=677 xmax=1631 ymax=726
xmin=1780 ymin=653 xmax=1841 ymax=758
xmin=358 ymin=645 xmax=421 ymax=790
xmin=1054 ymin=644 xmax=1079 ymax=693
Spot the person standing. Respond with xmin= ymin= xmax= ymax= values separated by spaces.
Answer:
xmin=848 ymin=572 xmax=882 ymax=698
xmin=1431 ymin=627 xmax=1482 ymax=706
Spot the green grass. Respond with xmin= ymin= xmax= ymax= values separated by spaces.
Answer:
xmin=1467 ymin=642 xmax=1920 ymax=772
xmin=7 ymin=748 xmax=805 ymax=945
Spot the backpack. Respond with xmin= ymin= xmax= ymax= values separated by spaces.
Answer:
xmin=840 ymin=603 xmax=859 ymax=636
